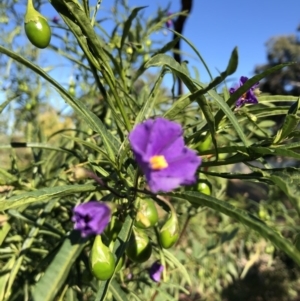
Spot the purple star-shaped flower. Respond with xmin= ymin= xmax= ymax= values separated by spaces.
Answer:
xmin=72 ymin=201 xmax=111 ymax=237
xmin=128 ymin=117 xmax=201 ymax=193
xmin=52 ymin=16 xmax=60 ymax=24
xmin=166 ymin=12 xmax=173 ymax=29
xmin=149 ymin=261 xmax=164 ymax=282
xmin=229 ymin=76 xmax=259 ymax=108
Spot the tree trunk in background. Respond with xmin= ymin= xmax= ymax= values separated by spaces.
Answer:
xmin=173 ymin=0 xmax=193 ymax=96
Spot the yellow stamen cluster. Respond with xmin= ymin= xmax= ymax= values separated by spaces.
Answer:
xmin=149 ymin=155 xmax=168 ymax=170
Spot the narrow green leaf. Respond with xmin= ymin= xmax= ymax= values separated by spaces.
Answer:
xmin=205 ymin=88 xmax=250 ymax=147
xmin=50 ymin=0 xmax=104 ymax=71
xmin=133 ymin=38 xmax=180 ymax=82
xmin=249 ymin=146 xmax=300 ymax=160
xmin=0 ymin=256 xmax=16 ymax=300
xmin=163 ymin=249 xmax=192 ymax=286
xmin=273 ymin=99 xmax=300 ymax=143
xmin=120 ymin=7 xmax=147 ymax=49
xmin=0 ymin=169 xmax=18 ymax=185
xmin=0 ymin=184 xmax=97 ymax=211
xmin=146 ymin=52 xmax=248 ymax=148
xmin=154 ymin=37 xmax=180 ymax=56
xmin=145 ymin=54 xmax=194 ymax=89
xmin=0 ymin=220 xmax=11 ymax=246
xmin=168 ymin=29 xmax=213 ymax=81
xmin=0 ymin=142 xmax=77 ymax=158
xmin=259 ymin=95 xmax=299 ymax=102
xmin=250 ymin=166 xmax=300 ymax=216
xmin=145 ymin=54 xmax=216 ymax=152
xmin=0 ymin=94 xmax=20 ymax=114
xmin=192 ymin=47 xmax=238 ymax=94
xmin=287 ymin=98 xmax=300 ymax=114
xmin=5 ymin=200 xmax=61 ymax=300
xmin=171 ymin=191 xmax=300 ymax=266
xmin=135 ymin=68 xmax=167 ymax=124
xmin=31 ymin=231 xmax=85 ymax=301
xmin=164 ymin=93 xmax=192 ymax=119
xmin=0 ymin=46 xmax=120 ymax=162
xmin=109 ymin=279 xmax=129 ymax=301
xmin=62 ymin=136 xmax=113 ymax=163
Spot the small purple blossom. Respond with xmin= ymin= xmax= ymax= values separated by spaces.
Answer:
xmin=72 ymin=201 xmax=111 ymax=237
xmin=52 ymin=16 xmax=60 ymax=24
xmin=229 ymin=76 xmax=260 ymax=107
xmin=128 ymin=117 xmax=201 ymax=193
xmin=166 ymin=12 xmax=173 ymax=29
xmin=149 ymin=261 xmax=164 ymax=282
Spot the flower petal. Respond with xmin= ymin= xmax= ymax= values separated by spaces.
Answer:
xmin=149 ymin=261 xmax=164 ymax=282
xmin=240 ymin=76 xmax=249 ymax=84
xmin=128 ymin=119 xmax=154 ymax=157
xmin=147 ymin=148 xmax=201 ymax=193
xmin=145 ymin=118 xmax=183 ymax=158
xmin=230 ymin=76 xmax=260 ymax=108
xmin=72 ymin=201 xmax=111 ymax=237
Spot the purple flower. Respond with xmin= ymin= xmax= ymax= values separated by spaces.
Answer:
xmin=166 ymin=12 xmax=173 ymax=28
xmin=149 ymin=261 xmax=164 ymax=282
xmin=128 ymin=117 xmax=201 ymax=193
xmin=229 ymin=76 xmax=259 ymax=107
xmin=52 ymin=16 xmax=60 ymax=24
xmin=72 ymin=201 xmax=111 ymax=237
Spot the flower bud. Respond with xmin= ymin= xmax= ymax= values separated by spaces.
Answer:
xmin=135 ymin=198 xmax=158 ymax=229
xmin=126 ymin=228 xmax=152 ymax=263
xmin=24 ymin=0 xmax=51 ymax=49
xmin=159 ymin=212 xmax=179 ymax=249
xmin=89 ymin=235 xmax=115 ymax=281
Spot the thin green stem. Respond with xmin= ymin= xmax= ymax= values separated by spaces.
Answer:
xmin=101 ymin=70 xmax=131 ymax=131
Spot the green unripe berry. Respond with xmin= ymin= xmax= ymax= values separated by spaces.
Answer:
xmin=25 ymin=103 xmax=32 ymax=110
xmin=126 ymin=228 xmax=152 ymax=263
xmin=135 ymin=198 xmax=158 ymax=229
xmin=265 ymin=244 xmax=275 ymax=254
xmin=135 ymin=43 xmax=144 ymax=53
xmin=25 ymin=18 xmax=51 ymax=48
xmin=159 ymin=212 xmax=179 ymax=249
xmin=196 ymin=132 xmax=212 ymax=153
xmin=197 ymin=182 xmax=211 ymax=196
xmin=258 ymin=206 xmax=270 ymax=221
xmin=143 ymin=54 xmax=150 ymax=62
xmin=126 ymin=47 xmax=133 ymax=54
xmin=24 ymin=0 xmax=51 ymax=49
xmin=89 ymin=235 xmax=115 ymax=281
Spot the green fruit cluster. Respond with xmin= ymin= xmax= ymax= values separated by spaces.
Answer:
xmin=125 ymin=198 xmax=181 ymax=263
xmin=93 ymin=198 xmax=181 ymax=272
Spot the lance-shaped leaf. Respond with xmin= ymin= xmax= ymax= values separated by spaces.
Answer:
xmin=273 ymin=98 xmax=300 ymax=144
xmin=170 ymin=191 xmax=300 ymax=266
